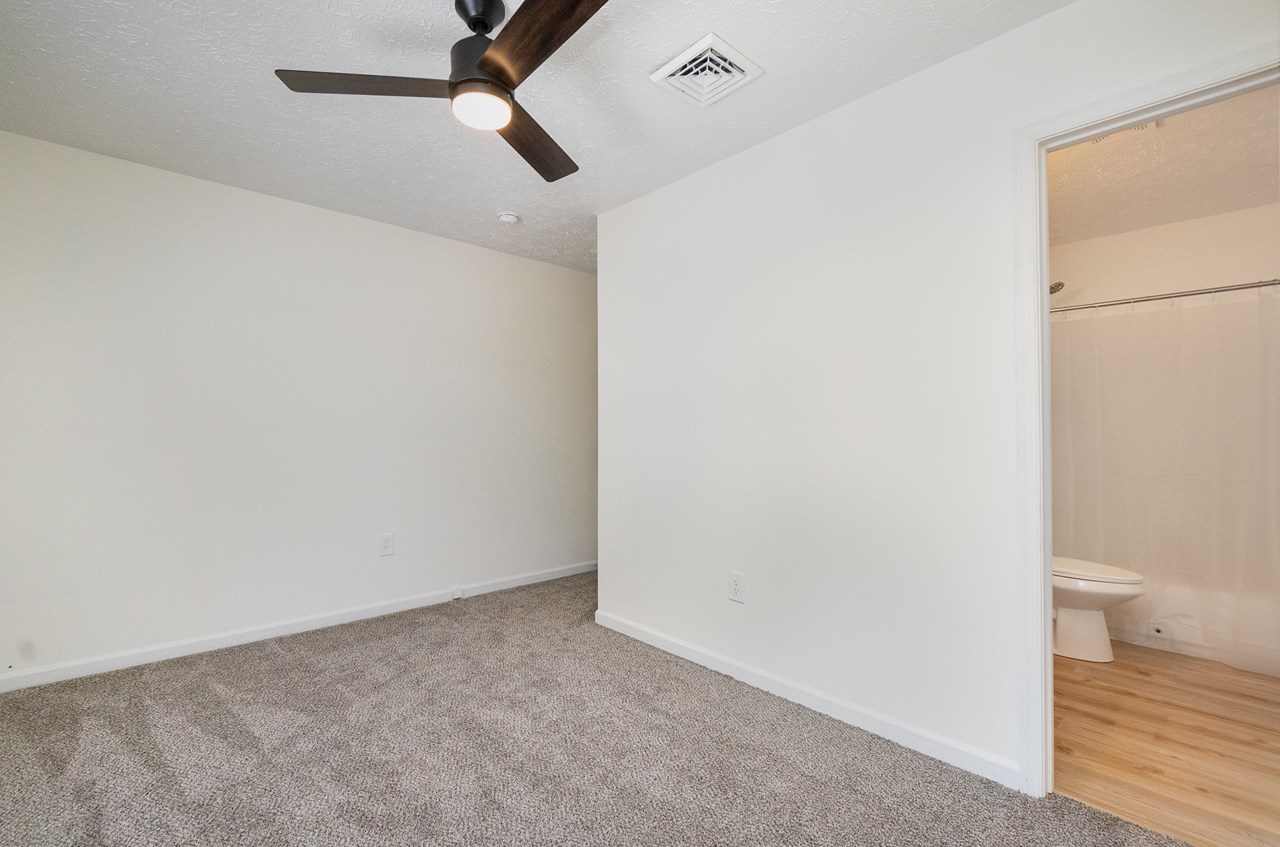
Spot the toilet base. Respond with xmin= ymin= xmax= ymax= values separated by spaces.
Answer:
xmin=1054 ymin=608 xmax=1115 ymax=662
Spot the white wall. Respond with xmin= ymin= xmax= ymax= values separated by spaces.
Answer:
xmin=0 ymin=131 xmax=598 ymax=689
xmin=1049 ymin=203 xmax=1280 ymax=308
xmin=597 ymin=0 xmax=1278 ymax=792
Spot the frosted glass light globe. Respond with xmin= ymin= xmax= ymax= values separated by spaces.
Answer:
xmin=451 ymin=90 xmax=512 ymax=130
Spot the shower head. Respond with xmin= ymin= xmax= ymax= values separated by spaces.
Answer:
xmin=1050 ymin=282 xmax=1066 ymax=295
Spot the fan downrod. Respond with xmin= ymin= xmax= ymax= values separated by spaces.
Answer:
xmin=455 ymin=0 xmax=506 ymax=34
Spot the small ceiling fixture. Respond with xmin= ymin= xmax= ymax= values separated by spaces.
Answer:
xmin=497 ymin=212 xmax=521 ymax=224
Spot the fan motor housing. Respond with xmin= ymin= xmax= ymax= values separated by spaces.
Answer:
xmin=450 ymin=33 xmax=507 ymax=89
xmin=455 ymin=0 xmax=505 ymax=34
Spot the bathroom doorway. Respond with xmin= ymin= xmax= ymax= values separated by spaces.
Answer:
xmin=1043 ymin=78 xmax=1280 ymax=846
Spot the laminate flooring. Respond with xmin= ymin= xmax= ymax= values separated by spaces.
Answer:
xmin=1055 ymin=642 xmax=1280 ymax=847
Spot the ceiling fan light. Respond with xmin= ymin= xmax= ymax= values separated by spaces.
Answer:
xmin=451 ymin=83 xmax=512 ymax=130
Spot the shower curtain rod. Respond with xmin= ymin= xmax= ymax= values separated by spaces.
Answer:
xmin=1049 ymin=278 xmax=1280 ymax=314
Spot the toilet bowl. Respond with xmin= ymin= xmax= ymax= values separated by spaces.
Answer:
xmin=1052 ymin=556 xmax=1144 ymax=663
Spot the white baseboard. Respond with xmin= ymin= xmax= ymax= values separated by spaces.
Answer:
xmin=458 ymin=560 xmax=597 ymax=598
xmin=0 ymin=560 xmax=597 ymax=694
xmin=595 ymin=610 xmax=1023 ymax=792
xmin=1110 ymin=623 xmax=1280 ymax=678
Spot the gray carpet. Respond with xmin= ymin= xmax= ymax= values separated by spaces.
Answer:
xmin=1 ymin=573 xmax=1184 ymax=847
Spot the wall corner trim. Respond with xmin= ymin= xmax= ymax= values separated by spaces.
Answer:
xmin=0 ymin=561 xmax=598 ymax=694
xmin=594 ymin=609 xmax=1024 ymax=792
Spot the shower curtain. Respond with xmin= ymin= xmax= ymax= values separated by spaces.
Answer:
xmin=1050 ymin=285 xmax=1280 ymax=677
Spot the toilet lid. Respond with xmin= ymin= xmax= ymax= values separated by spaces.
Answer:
xmin=1052 ymin=556 xmax=1143 ymax=584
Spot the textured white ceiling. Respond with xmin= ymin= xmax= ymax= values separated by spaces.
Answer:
xmin=0 ymin=0 xmax=1073 ymax=272
xmin=1048 ymin=83 xmax=1280 ymax=246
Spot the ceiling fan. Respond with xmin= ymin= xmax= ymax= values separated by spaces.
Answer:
xmin=275 ymin=0 xmax=609 ymax=182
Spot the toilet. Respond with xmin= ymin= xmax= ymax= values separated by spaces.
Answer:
xmin=1052 ymin=556 xmax=1144 ymax=662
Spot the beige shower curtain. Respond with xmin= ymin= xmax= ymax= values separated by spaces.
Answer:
xmin=1050 ymin=285 xmax=1280 ymax=676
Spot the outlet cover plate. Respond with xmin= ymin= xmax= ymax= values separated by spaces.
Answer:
xmin=728 ymin=571 xmax=746 ymax=604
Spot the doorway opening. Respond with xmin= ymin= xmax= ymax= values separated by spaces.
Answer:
xmin=1039 ymin=72 xmax=1280 ymax=846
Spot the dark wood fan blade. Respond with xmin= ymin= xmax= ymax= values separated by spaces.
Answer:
xmin=497 ymin=101 xmax=579 ymax=182
xmin=275 ymin=70 xmax=449 ymax=98
xmin=477 ymin=0 xmax=609 ymax=89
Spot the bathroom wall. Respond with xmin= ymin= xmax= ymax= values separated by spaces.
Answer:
xmin=1048 ymin=115 xmax=1280 ymax=677
xmin=1048 ymin=203 xmax=1280 ymax=308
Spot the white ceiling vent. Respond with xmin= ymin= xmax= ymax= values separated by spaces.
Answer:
xmin=650 ymin=34 xmax=762 ymax=107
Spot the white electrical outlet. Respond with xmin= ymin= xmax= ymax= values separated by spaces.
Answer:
xmin=728 ymin=571 xmax=746 ymax=604
xmin=377 ymin=534 xmax=395 ymax=557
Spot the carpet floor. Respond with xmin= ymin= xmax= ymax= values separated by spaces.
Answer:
xmin=1 ymin=573 xmax=1184 ymax=847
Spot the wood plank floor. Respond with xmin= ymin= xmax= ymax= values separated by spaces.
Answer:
xmin=1054 ymin=642 xmax=1280 ymax=847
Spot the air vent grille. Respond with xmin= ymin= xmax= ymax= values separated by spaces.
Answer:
xmin=651 ymin=34 xmax=761 ymax=107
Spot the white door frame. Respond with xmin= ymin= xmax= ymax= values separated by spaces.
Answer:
xmin=1011 ymin=46 xmax=1280 ymax=798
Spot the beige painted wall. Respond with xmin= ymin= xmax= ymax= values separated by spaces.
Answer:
xmin=1048 ymin=203 xmax=1280 ymax=308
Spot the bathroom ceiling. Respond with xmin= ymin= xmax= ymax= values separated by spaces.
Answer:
xmin=1048 ymin=83 xmax=1280 ymax=246
xmin=0 ymin=0 xmax=1074 ymax=273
